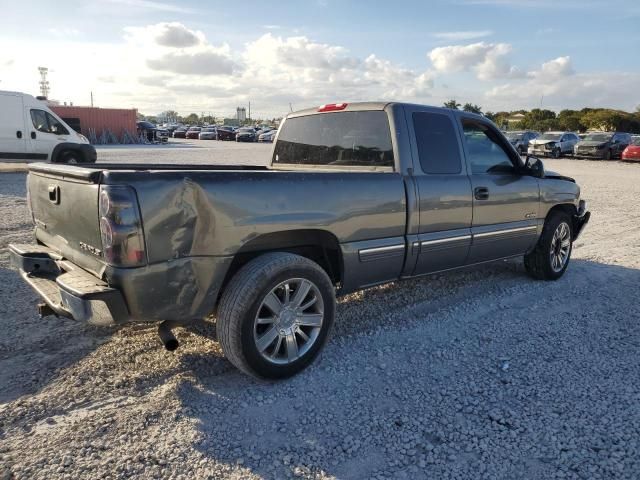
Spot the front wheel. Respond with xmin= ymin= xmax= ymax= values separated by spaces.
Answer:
xmin=525 ymin=212 xmax=573 ymax=280
xmin=552 ymin=148 xmax=561 ymax=159
xmin=216 ymin=253 xmax=336 ymax=379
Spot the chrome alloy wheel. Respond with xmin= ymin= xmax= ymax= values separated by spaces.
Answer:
xmin=253 ymin=278 xmax=324 ymax=365
xmin=550 ymin=221 xmax=571 ymax=272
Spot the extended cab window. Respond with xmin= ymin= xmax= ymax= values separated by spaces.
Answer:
xmin=413 ymin=112 xmax=461 ymax=174
xmin=462 ymin=119 xmax=515 ymax=174
xmin=30 ymin=109 xmax=69 ymax=135
xmin=273 ymin=111 xmax=394 ymax=168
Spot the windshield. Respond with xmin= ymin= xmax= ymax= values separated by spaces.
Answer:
xmin=202 ymin=128 xmax=215 ymax=132
xmin=583 ymin=133 xmax=612 ymax=142
xmin=538 ymin=133 xmax=562 ymax=141
xmin=632 ymin=137 xmax=640 ymax=146
xmin=505 ymin=132 xmax=524 ymax=140
xmin=239 ymin=128 xmax=254 ymax=133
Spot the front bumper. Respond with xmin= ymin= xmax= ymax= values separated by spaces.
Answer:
xmin=573 ymin=200 xmax=590 ymax=241
xmin=81 ymin=144 xmax=97 ymax=163
xmin=9 ymin=244 xmax=129 ymax=326
xmin=574 ymin=149 xmax=606 ymax=159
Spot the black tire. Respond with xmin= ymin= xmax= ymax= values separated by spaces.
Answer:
xmin=57 ymin=150 xmax=82 ymax=164
xmin=603 ymin=149 xmax=612 ymax=161
xmin=552 ymin=148 xmax=561 ymax=159
xmin=524 ymin=211 xmax=573 ymax=280
xmin=216 ymin=252 xmax=336 ymax=379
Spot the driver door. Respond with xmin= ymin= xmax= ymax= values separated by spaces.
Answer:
xmin=459 ymin=116 xmax=541 ymax=264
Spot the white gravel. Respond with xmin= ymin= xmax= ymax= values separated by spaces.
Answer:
xmin=1 ymin=155 xmax=639 ymax=480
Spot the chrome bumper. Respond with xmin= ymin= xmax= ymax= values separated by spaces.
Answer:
xmin=8 ymin=244 xmax=129 ymax=326
xmin=573 ymin=200 xmax=590 ymax=241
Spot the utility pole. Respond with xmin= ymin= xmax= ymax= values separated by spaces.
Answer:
xmin=248 ymin=101 xmax=251 ymax=123
xmin=90 ymin=91 xmax=94 ymax=107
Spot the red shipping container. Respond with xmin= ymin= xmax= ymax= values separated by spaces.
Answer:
xmin=50 ymin=106 xmax=137 ymax=139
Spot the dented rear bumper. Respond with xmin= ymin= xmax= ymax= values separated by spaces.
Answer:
xmin=9 ymin=243 xmax=234 ymax=325
xmin=9 ymin=243 xmax=129 ymax=325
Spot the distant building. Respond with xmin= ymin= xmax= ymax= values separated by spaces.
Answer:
xmin=236 ymin=107 xmax=247 ymax=123
xmin=506 ymin=113 xmax=525 ymax=127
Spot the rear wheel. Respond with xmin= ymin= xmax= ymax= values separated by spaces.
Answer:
xmin=216 ymin=252 xmax=336 ymax=379
xmin=524 ymin=211 xmax=573 ymax=280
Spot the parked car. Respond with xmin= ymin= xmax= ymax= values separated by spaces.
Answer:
xmin=236 ymin=127 xmax=257 ymax=142
xmin=621 ymin=136 xmax=640 ymax=162
xmin=185 ymin=127 xmax=202 ymax=139
xmin=9 ymin=102 xmax=590 ymax=379
xmin=527 ymin=131 xmax=580 ymax=158
xmin=0 ymin=90 xmax=96 ymax=163
xmin=258 ymin=129 xmax=277 ymax=143
xmin=504 ymin=130 xmax=539 ymax=155
xmin=172 ymin=128 xmax=187 ymax=138
xmin=216 ymin=126 xmax=236 ymax=141
xmin=574 ymin=132 xmax=632 ymax=160
xmin=199 ymin=127 xmax=217 ymax=140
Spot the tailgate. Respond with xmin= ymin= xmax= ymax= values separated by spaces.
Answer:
xmin=28 ymin=163 xmax=106 ymax=276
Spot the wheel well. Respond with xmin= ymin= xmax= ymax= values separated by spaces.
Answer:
xmin=546 ymin=203 xmax=578 ymax=229
xmin=218 ymin=229 xmax=343 ymax=303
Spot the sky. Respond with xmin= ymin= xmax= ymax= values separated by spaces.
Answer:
xmin=0 ymin=0 xmax=639 ymax=119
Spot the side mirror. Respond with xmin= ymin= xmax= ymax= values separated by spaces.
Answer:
xmin=524 ymin=155 xmax=544 ymax=178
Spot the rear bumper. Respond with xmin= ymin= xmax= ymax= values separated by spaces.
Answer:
xmin=573 ymin=200 xmax=590 ymax=241
xmin=9 ymin=243 xmax=129 ymax=326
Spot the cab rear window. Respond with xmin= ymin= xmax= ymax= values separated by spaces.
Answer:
xmin=273 ymin=111 xmax=394 ymax=168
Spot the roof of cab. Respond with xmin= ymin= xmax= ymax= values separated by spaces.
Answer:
xmin=286 ymin=101 xmax=488 ymax=122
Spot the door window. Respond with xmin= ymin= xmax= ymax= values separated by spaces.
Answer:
xmin=30 ymin=109 xmax=69 ymax=135
xmin=462 ymin=119 xmax=516 ymax=174
xmin=412 ymin=112 xmax=462 ymax=174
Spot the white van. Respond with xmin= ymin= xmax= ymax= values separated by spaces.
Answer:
xmin=0 ymin=90 xmax=96 ymax=163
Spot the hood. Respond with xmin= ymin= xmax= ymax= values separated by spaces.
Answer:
xmin=577 ymin=140 xmax=609 ymax=147
xmin=544 ymin=170 xmax=575 ymax=182
xmin=529 ymin=138 xmax=560 ymax=146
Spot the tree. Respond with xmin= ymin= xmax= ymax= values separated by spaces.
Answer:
xmin=184 ymin=113 xmax=199 ymax=125
xmin=462 ymin=103 xmax=482 ymax=114
xmin=443 ymin=99 xmax=461 ymax=110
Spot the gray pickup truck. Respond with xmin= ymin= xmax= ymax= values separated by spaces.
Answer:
xmin=9 ymin=102 xmax=590 ymax=379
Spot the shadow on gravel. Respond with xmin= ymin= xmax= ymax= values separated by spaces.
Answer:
xmin=0 ymin=266 xmax=116 ymax=404
xmin=175 ymin=259 xmax=640 ymax=479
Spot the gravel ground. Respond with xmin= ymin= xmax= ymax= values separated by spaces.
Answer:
xmin=0 ymin=155 xmax=639 ymax=480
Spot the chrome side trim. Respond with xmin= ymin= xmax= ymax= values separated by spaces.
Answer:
xmin=359 ymin=244 xmax=405 ymax=255
xmin=473 ymin=225 xmax=537 ymax=239
xmin=420 ymin=235 xmax=471 ymax=247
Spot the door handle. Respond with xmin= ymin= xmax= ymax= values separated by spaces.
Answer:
xmin=474 ymin=187 xmax=489 ymax=200
xmin=16 ymin=130 xmax=22 ymax=139
xmin=31 ymin=132 xmax=37 ymax=139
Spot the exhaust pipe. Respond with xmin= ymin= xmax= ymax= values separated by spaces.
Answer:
xmin=158 ymin=321 xmax=179 ymax=351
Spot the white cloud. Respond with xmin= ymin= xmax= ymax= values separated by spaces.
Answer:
xmin=432 ymin=30 xmax=493 ymax=41
xmin=147 ymin=49 xmax=237 ymax=75
xmin=153 ymin=22 xmax=203 ymax=48
xmin=124 ymin=23 xmax=205 ymax=47
xmin=48 ymin=28 xmax=80 ymax=37
xmin=428 ymin=42 xmax=523 ymax=80
xmin=531 ymin=56 xmax=574 ymax=79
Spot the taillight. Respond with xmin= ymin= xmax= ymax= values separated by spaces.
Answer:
xmin=318 ymin=103 xmax=348 ymax=112
xmin=98 ymin=185 xmax=146 ymax=267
